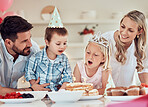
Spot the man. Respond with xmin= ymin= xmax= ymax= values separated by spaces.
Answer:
xmin=0 ymin=16 xmax=50 ymax=95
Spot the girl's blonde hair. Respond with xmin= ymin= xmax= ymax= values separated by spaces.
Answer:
xmin=115 ymin=10 xmax=147 ymax=72
xmin=86 ymin=36 xmax=110 ymax=70
xmin=98 ymin=44 xmax=110 ymax=70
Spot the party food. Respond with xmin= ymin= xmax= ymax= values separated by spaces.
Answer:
xmin=141 ymin=83 xmax=148 ymax=87
xmin=66 ymin=82 xmax=93 ymax=91
xmin=126 ymin=86 xmax=140 ymax=96
xmin=106 ymin=85 xmax=146 ymax=96
xmin=66 ymin=82 xmax=99 ymax=96
xmin=83 ymin=89 xmax=99 ymax=96
xmin=0 ymin=92 xmax=34 ymax=99
xmin=111 ymin=87 xmax=125 ymax=96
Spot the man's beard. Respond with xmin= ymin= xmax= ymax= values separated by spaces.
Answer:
xmin=12 ymin=45 xmax=31 ymax=56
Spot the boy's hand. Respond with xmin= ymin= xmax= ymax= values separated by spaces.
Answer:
xmin=31 ymin=77 xmax=51 ymax=91
xmin=56 ymin=84 xmax=61 ymax=90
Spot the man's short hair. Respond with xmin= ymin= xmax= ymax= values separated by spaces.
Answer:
xmin=0 ymin=16 xmax=33 ymax=42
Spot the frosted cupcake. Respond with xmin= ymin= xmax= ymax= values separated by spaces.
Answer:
xmin=126 ymin=86 xmax=140 ymax=96
xmin=139 ymin=86 xmax=146 ymax=95
xmin=111 ymin=87 xmax=125 ymax=96
xmin=106 ymin=88 xmax=113 ymax=96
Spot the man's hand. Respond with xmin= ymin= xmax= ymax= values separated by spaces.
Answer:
xmin=31 ymin=78 xmax=51 ymax=91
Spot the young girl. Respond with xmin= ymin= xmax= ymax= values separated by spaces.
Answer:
xmin=25 ymin=7 xmax=72 ymax=91
xmin=73 ymin=33 xmax=111 ymax=94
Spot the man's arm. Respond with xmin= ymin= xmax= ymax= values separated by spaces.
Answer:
xmin=0 ymin=78 xmax=51 ymax=96
xmin=0 ymin=85 xmax=32 ymax=96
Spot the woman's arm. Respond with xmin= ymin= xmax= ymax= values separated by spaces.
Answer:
xmin=0 ymin=78 xmax=51 ymax=96
xmin=138 ymin=73 xmax=148 ymax=84
xmin=140 ymin=45 xmax=148 ymax=84
xmin=0 ymin=85 xmax=32 ymax=96
xmin=73 ymin=64 xmax=81 ymax=82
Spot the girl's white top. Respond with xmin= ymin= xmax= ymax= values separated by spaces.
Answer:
xmin=101 ymin=30 xmax=148 ymax=87
xmin=77 ymin=60 xmax=103 ymax=89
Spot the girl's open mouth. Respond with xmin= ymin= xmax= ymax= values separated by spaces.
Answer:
xmin=88 ymin=60 xmax=93 ymax=65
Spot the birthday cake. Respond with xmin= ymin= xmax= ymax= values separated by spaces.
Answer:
xmin=66 ymin=82 xmax=99 ymax=96
xmin=83 ymin=89 xmax=99 ymax=96
xmin=66 ymin=82 xmax=93 ymax=91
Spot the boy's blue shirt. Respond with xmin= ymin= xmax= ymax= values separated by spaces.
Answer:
xmin=25 ymin=47 xmax=72 ymax=91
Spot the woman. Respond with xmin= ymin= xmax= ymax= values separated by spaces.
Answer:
xmin=101 ymin=10 xmax=148 ymax=87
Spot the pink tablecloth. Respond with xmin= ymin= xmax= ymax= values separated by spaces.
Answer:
xmin=106 ymin=94 xmax=148 ymax=107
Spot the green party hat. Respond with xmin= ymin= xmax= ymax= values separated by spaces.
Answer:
xmin=48 ymin=7 xmax=63 ymax=28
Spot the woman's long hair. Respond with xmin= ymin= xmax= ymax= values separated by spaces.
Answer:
xmin=115 ymin=10 xmax=147 ymax=72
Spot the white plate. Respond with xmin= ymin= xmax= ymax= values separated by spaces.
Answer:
xmin=0 ymin=98 xmax=37 ymax=103
xmin=80 ymin=95 xmax=103 ymax=100
xmin=104 ymin=96 xmax=141 ymax=101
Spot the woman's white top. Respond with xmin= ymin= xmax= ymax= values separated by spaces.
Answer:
xmin=101 ymin=30 xmax=148 ymax=87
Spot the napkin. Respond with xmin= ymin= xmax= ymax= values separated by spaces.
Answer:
xmin=106 ymin=94 xmax=148 ymax=107
xmin=104 ymin=74 xmax=115 ymax=95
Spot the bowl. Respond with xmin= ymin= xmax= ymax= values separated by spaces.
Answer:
xmin=47 ymin=90 xmax=84 ymax=103
xmin=19 ymin=91 xmax=48 ymax=100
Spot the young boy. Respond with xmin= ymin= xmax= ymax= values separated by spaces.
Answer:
xmin=25 ymin=7 xmax=72 ymax=91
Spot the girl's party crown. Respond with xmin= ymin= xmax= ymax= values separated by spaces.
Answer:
xmin=48 ymin=7 xmax=63 ymax=28
xmin=89 ymin=32 xmax=109 ymax=49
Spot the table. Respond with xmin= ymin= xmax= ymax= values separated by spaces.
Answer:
xmin=0 ymin=97 xmax=116 ymax=107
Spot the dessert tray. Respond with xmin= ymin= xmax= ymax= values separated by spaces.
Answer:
xmin=104 ymin=96 xmax=142 ymax=101
xmin=80 ymin=95 xmax=103 ymax=100
xmin=0 ymin=98 xmax=37 ymax=103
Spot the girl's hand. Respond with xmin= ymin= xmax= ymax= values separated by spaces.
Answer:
xmin=97 ymin=88 xmax=105 ymax=95
xmin=102 ymin=68 xmax=112 ymax=89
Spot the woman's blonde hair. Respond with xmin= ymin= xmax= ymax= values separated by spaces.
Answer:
xmin=115 ymin=10 xmax=147 ymax=72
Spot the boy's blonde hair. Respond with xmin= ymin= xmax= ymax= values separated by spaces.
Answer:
xmin=115 ymin=10 xmax=147 ymax=72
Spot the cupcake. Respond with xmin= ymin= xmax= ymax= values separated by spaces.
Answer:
xmin=106 ymin=88 xmax=113 ymax=96
xmin=111 ymin=87 xmax=125 ymax=96
xmin=139 ymin=86 xmax=146 ymax=95
xmin=127 ymin=86 xmax=140 ymax=96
